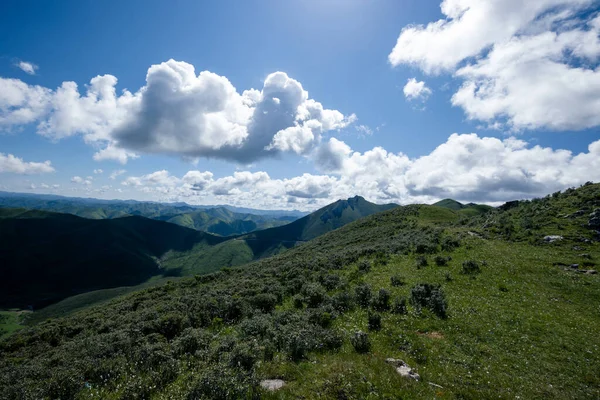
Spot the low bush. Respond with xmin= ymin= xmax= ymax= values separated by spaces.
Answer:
xmin=391 ymin=297 xmax=407 ymax=315
xmin=355 ymin=284 xmax=372 ymax=308
xmin=415 ymin=255 xmax=428 ymax=268
xmin=350 ymin=331 xmax=370 ymax=353
xmin=390 ymin=275 xmax=406 ymax=287
xmin=461 ymin=260 xmax=481 ymax=274
xmin=367 ymin=312 xmax=382 ymax=331
xmin=410 ymin=283 xmax=448 ymax=318
xmin=371 ymin=288 xmax=391 ymax=311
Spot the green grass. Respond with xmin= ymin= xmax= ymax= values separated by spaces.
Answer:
xmin=1 ymin=183 xmax=599 ymax=399
xmin=0 ymin=310 xmax=28 ymax=339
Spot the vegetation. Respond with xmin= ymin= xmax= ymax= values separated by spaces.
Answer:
xmin=0 ymin=183 xmax=599 ymax=398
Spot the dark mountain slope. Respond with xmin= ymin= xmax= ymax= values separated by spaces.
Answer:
xmin=0 ymin=209 xmax=227 ymax=309
xmin=240 ymin=196 xmax=397 ymax=257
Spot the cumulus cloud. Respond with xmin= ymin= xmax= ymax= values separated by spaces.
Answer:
xmin=389 ymin=0 xmax=600 ymax=131
xmin=0 ymin=153 xmax=55 ymax=174
xmin=0 ymin=60 xmax=354 ymax=163
xmin=109 ymin=169 xmax=126 ymax=180
xmin=93 ymin=169 xmax=103 ymax=174
xmin=403 ymin=78 xmax=432 ymax=104
xmin=71 ymin=176 xmax=92 ymax=185
xmin=118 ymin=134 xmax=600 ymax=210
xmin=16 ymin=61 xmax=38 ymax=75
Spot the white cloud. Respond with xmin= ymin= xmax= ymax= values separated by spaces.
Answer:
xmin=109 ymin=169 xmax=126 ymax=180
xmin=71 ymin=176 xmax=92 ymax=185
xmin=0 ymin=153 xmax=55 ymax=174
xmin=389 ymin=0 xmax=600 ymax=131
xmin=117 ymin=134 xmax=600 ymax=210
xmin=403 ymin=78 xmax=432 ymax=102
xmin=93 ymin=169 xmax=103 ymax=174
xmin=16 ymin=61 xmax=38 ymax=75
xmin=0 ymin=60 xmax=355 ymax=164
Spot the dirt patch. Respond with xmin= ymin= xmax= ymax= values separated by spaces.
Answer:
xmin=418 ymin=331 xmax=444 ymax=339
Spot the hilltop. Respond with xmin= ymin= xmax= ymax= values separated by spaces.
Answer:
xmin=1 ymin=183 xmax=598 ymax=398
xmin=433 ymin=198 xmax=493 ymax=216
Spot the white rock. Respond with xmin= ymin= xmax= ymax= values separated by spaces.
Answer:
xmin=385 ymin=358 xmax=420 ymax=381
xmin=544 ymin=235 xmax=563 ymax=243
xmin=260 ymin=379 xmax=285 ymax=391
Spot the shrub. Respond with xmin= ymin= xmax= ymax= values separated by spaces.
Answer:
xmin=157 ymin=312 xmax=186 ymax=340
xmin=461 ymin=260 xmax=481 ymax=274
xmin=441 ymin=236 xmax=460 ymax=251
xmin=321 ymin=274 xmax=342 ymax=290
xmin=172 ymin=328 xmax=210 ymax=356
xmin=371 ymin=288 xmax=391 ymax=311
xmin=350 ymin=331 xmax=371 ymax=353
xmin=250 ymin=293 xmax=278 ymax=313
xmin=229 ymin=342 xmax=260 ymax=371
xmin=390 ymin=275 xmax=406 ymax=287
xmin=415 ymin=255 xmax=428 ymax=268
xmin=355 ymin=283 xmax=372 ymax=308
xmin=410 ymin=283 xmax=448 ymax=318
xmin=332 ymin=291 xmax=354 ymax=312
xmin=367 ymin=312 xmax=382 ymax=331
xmin=391 ymin=297 xmax=407 ymax=315
xmin=358 ymin=259 xmax=372 ymax=273
xmin=293 ymin=294 xmax=304 ymax=309
xmin=302 ymin=283 xmax=327 ymax=308
xmin=434 ymin=255 xmax=450 ymax=266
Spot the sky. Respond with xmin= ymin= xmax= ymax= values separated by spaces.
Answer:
xmin=1 ymin=0 xmax=600 ymax=211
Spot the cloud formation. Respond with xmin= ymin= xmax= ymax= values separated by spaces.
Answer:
xmin=16 ymin=61 xmax=38 ymax=75
xmin=389 ymin=0 xmax=600 ymax=130
xmin=0 ymin=60 xmax=355 ymax=164
xmin=71 ymin=176 xmax=92 ymax=185
xmin=403 ymin=78 xmax=432 ymax=102
xmin=0 ymin=153 xmax=55 ymax=174
xmin=118 ymin=134 xmax=600 ymax=210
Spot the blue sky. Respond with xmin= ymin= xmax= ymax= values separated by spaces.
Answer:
xmin=1 ymin=0 xmax=599 ymax=210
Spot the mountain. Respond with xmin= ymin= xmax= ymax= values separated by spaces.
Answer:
xmin=158 ymin=207 xmax=296 ymax=236
xmin=0 ymin=191 xmax=303 ymax=235
xmin=1 ymin=183 xmax=598 ymax=398
xmin=433 ymin=198 xmax=493 ymax=216
xmin=0 ymin=208 xmax=228 ymax=309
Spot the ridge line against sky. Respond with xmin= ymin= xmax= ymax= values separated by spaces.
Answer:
xmin=0 ymin=0 xmax=599 ymax=211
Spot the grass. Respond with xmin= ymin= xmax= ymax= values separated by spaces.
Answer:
xmin=1 ymin=183 xmax=599 ymax=399
xmin=0 ymin=310 xmax=29 ymax=339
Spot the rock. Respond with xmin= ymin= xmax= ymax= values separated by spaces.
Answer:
xmin=570 ymin=264 xmax=580 ymax=269
xmin=260 ymin=379 xmax=285 ymax=391
xmin=579 ymin=254 xmax=592 ymax=259
xmin=585 ymin=270 xmax=597 ymax=275
xmin=589 ymin=209 xmax=600 ymax=228
xmin=570 ymin=210 xmax=587 ymax=217
xmin=385 ymin=358 xmax=420 ymax=381
xmin=572 ymin=246 xmax=584 ymax=251
xmin=544 ymin=235 xmax=563 ymax=243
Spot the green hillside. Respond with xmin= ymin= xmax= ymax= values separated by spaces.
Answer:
xmin=3 ymin=184 xmax=598 ymax=398
xmin=433 ymin=198 xmax=493 ymax=216
xmin=240 ymin=196 xmax=397 ymax=257
xmin=0 ymin=209 xmax=228 ymax=309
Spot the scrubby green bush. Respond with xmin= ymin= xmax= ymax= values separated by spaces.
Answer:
xmin=250 ymin=293 xmax=279 ymax=313
xmin=415 ymin=255 xmax=428 ymax=268
xmin=461 ymin=260 xmax=481 ymax=274
xmin=441 ymin=236 xmax=460 ymax=251
xmin=321 ymin=274 xmax=342 ymax=290
xmin=391 ymin=297 xmax=408 ymax=315
xmin=434 ymin=255 xmax=450 ymax=266
xmin=302 ymin=283 xmax=327 ymax=308
xmin=390 ymin=275 xmax=406 ymax=287
xmin=358 ymin=259 xmax=372 ymax=273
xmin=350 ymin=331 xmax=371 ymax=353
xmin=367 ymin=312 xmax=382 ymax=331
xmin=371 ymin=288 xmax=391 ymax=311
xmin=332 ymin=291 xmax=354 ymax=312
xmin=410 ymin=283 xmax=448 ymax=318
xmin=355 ymin=283 xmax=372 ymax=308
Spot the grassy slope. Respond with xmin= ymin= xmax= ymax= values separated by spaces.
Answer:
xmin=1 ymin=184 xmax=599 ymax=399
xmin=0 ymin=209 xmax=228 ymax=308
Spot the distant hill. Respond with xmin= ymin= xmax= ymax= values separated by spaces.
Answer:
xmin=0 ymin=192 xmax=303 ymax=236
xmin=158 ymin=207 xmax=296 ymax=236
xmin=239 ymin=196 xmax=397 ymax=257
xmin=433 ymin=198 xmax=493 ymax=216
xmin=0 ymin=208 xmax=228 ymax=309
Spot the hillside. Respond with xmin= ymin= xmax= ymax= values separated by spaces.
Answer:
xmin=433 ymin=198 xmax=493 ymax=216
xmin=0 ymin=192 xmax=303 ymax=236
xmin=0 ymin=208 xmax=227 ymax=309
xmin=160 ymin=207 xmax=295 ymax=236
xmin=2 ymin=184 xmax=598 ymax=398
xmin=239 ymin=195 xmax=397 ymax=256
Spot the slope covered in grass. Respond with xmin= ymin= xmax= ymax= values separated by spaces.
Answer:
xmin=0 ymin=209 xmax=227 ymax=309
xmin=1 ymin=183 xmax=598 ymax=399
